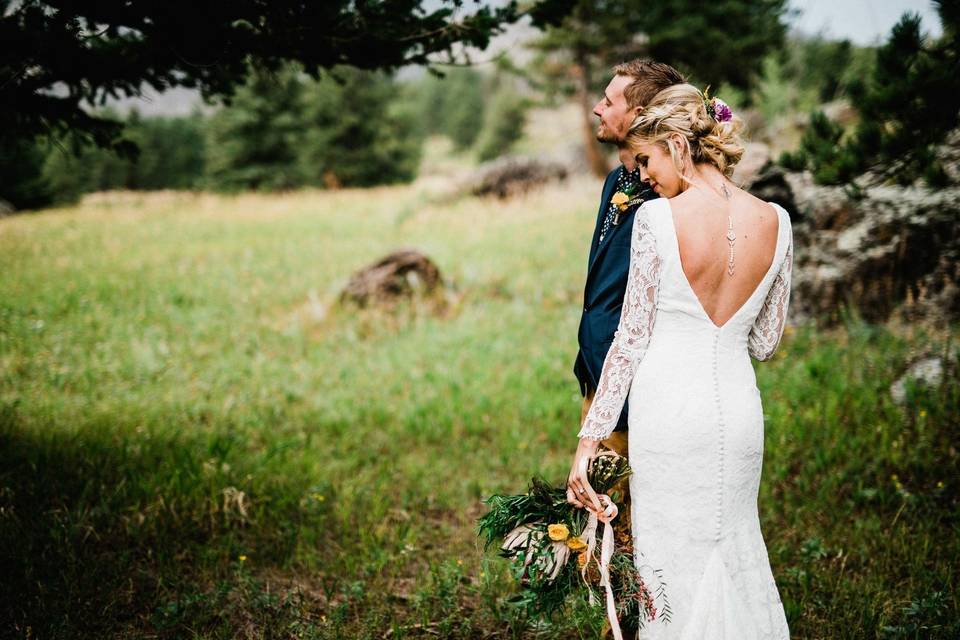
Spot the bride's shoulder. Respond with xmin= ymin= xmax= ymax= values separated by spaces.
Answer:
xmin=762 ymin=200 xmax=794 ymax=234
xmin=635 ymin=198 xmax=671 ymax=233
xmin=765 ymin=200 xmax=792 ymax=218
xmin=638 ymin=197 xmax=671 ymax=218
xmin=736 ymin=190 xmax=791 ymax=229
xmin=632 ymin=200 xmax=675 ymax=253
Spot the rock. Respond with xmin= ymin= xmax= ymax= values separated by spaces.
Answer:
xmin=749 ymin=156 xmax=960 ymax=325
xmin=737 ymin=108 xmax=768 ymax=143
xmin=469 ymin=155 xmax=568 ymax=199
xmin=745 ymin=123 xmax=960 ymax=325
xmin=935 ymin=127 xmax=960 ymax=185
xmin=0 ymin=198 xmax=15 ymax=217
xmin=820 ymin=99 xmax=857 ymax=127
xmin=890 ymin=356 xmax=945 ymax=404
xmin=340 ymin=248 xmax=445 ymax=308
xmin=790 ymin=177 xmax=960 ymax=324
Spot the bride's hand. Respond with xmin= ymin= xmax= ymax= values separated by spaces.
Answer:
xmin=567 ymin=437 xmax=603 ymax=512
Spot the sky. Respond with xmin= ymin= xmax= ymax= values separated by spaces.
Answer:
xmin=790 ymin=0 xmax=943 ymax=44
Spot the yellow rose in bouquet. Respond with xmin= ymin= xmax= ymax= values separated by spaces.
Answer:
xmin=548 ymin=523 xmax=570 ymax=541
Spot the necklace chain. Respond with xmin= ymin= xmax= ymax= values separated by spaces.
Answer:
xmin=721 ymin=183 xmax=736 ymax=276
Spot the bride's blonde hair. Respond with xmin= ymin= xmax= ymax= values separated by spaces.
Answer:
xmin=626 ymin=83 xmax=744 ymax=179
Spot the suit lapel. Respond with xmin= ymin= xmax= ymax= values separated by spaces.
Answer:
xmin=587 ymin=167 xmax=622 ymax=267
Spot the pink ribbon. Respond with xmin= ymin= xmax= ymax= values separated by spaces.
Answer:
xmin=577 ymin=451 xmax=624 ymax=640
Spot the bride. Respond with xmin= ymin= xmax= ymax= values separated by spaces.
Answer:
xmin=566 ymin=83 xmax=793 ymax=639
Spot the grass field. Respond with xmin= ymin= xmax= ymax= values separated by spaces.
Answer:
xmin=0 ymin=175 xmax=956 ymax=639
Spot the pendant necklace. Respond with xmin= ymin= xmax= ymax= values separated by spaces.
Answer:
xmin=721 ymin=182 xmax=736 ymax=276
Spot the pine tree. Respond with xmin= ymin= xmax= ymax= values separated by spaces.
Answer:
xmin=410 ymin=67 xmax=488 ymax=151
xmin=640 ymin=0 xmax=789 ymax=91
xmin=298 ymin=67 xmax=421 ymax=188
xmin=779 ymin=3 xmax=960 ymax=186
xmin=441 ymin=69 xmax=488 ymax=150
xmin=204 ymin=66 xmax=308 ymax=191
xmin=125 ymin=111 xmax=207 ymax=190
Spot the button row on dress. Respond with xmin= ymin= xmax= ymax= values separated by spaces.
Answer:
xmin=712 ymin=332 xmax=725 ymax=542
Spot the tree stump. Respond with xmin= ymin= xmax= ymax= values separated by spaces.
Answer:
xmin=339 ymin=249 xmax=444 ymax=308
xmin=469 ymin=156 xmax=568 ymax=199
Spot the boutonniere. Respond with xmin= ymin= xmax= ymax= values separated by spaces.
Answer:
xmin=610 ymin=191 xmax=646 ymax=225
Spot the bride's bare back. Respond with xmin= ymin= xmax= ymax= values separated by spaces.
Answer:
xmin=670 ymin=187 xmax=780 ymax=328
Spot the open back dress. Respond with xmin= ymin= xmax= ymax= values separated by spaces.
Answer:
xmin=578 ymin=197 xmax=794 ymax=639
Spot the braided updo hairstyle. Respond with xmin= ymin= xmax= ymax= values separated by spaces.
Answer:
xmin=626 ymin=83 xmax=744 ymax=179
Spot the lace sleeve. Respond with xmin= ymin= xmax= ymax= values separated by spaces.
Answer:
xmin=748 ymin=231 xmax=794 ymax=361
xmin=577 ymin=205 xmax=661 ymax=441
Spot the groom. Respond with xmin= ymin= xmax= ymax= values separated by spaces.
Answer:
xmin=575 ymin=60 xmax=685 ymax=455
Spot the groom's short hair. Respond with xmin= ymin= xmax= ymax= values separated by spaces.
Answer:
xmin=612 ymin=60 xmax=686 ymax=110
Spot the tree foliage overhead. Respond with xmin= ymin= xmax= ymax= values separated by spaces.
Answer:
xmin=526 ymin=0 xmax=790 ymax=176
xmin=640 ymin=0 xmax=790 ymax=92
xmin=0 ymin=0 xmax=565 ymax=151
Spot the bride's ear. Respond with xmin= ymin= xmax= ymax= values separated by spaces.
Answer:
xmin=671 ymin=132 xmax=691 ymax=161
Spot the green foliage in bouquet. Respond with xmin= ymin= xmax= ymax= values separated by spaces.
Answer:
xmin=478 ymin=475 xmax=588 ymax=616
xmin=477 ymin=451 xmax=631 ymax=552
xmin=477 ymin=450 xmax=668 ymax=629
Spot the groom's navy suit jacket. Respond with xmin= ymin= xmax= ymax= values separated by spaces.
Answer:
xmin=574 ymin=165 xmax=657 ymax=433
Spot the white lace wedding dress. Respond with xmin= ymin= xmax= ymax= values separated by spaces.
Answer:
xmin=578 ymin=197 xmax=793 ymax=639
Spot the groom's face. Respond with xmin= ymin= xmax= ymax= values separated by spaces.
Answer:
xmin=593 ymin=75 xmax=638 ymax=144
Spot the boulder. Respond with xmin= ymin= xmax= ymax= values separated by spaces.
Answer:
xmin=340 ymin=249 xmax=445 ymax=308
xmin=937 ymin=127 xmax=960 ymax=185
xmin=890 ymin=356 xmax=945 ymax=405
xmin=742 ymin=126 xmax=960 ymax=324
xmin=750 ymin=167 xmax=960 ymax=325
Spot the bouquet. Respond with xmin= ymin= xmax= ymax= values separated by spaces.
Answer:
xmin=477 ymin=448 xmax=671 ymax=638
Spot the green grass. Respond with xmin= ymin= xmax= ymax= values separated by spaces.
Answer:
xmin=0 ymin=182 xmax=956 ymax=639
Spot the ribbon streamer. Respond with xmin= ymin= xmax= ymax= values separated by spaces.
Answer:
xmin=577 ymin=451 xmax=624 ymax=640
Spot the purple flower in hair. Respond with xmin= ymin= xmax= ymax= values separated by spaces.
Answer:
xmin=710 ymin=97 xmax=732 ymax=123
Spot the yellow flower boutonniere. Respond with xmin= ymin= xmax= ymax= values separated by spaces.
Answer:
xmin=611 ymin=191 xmax=630 ymax=210
xmin=610 ymin=191 xmax=645 ymax=227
